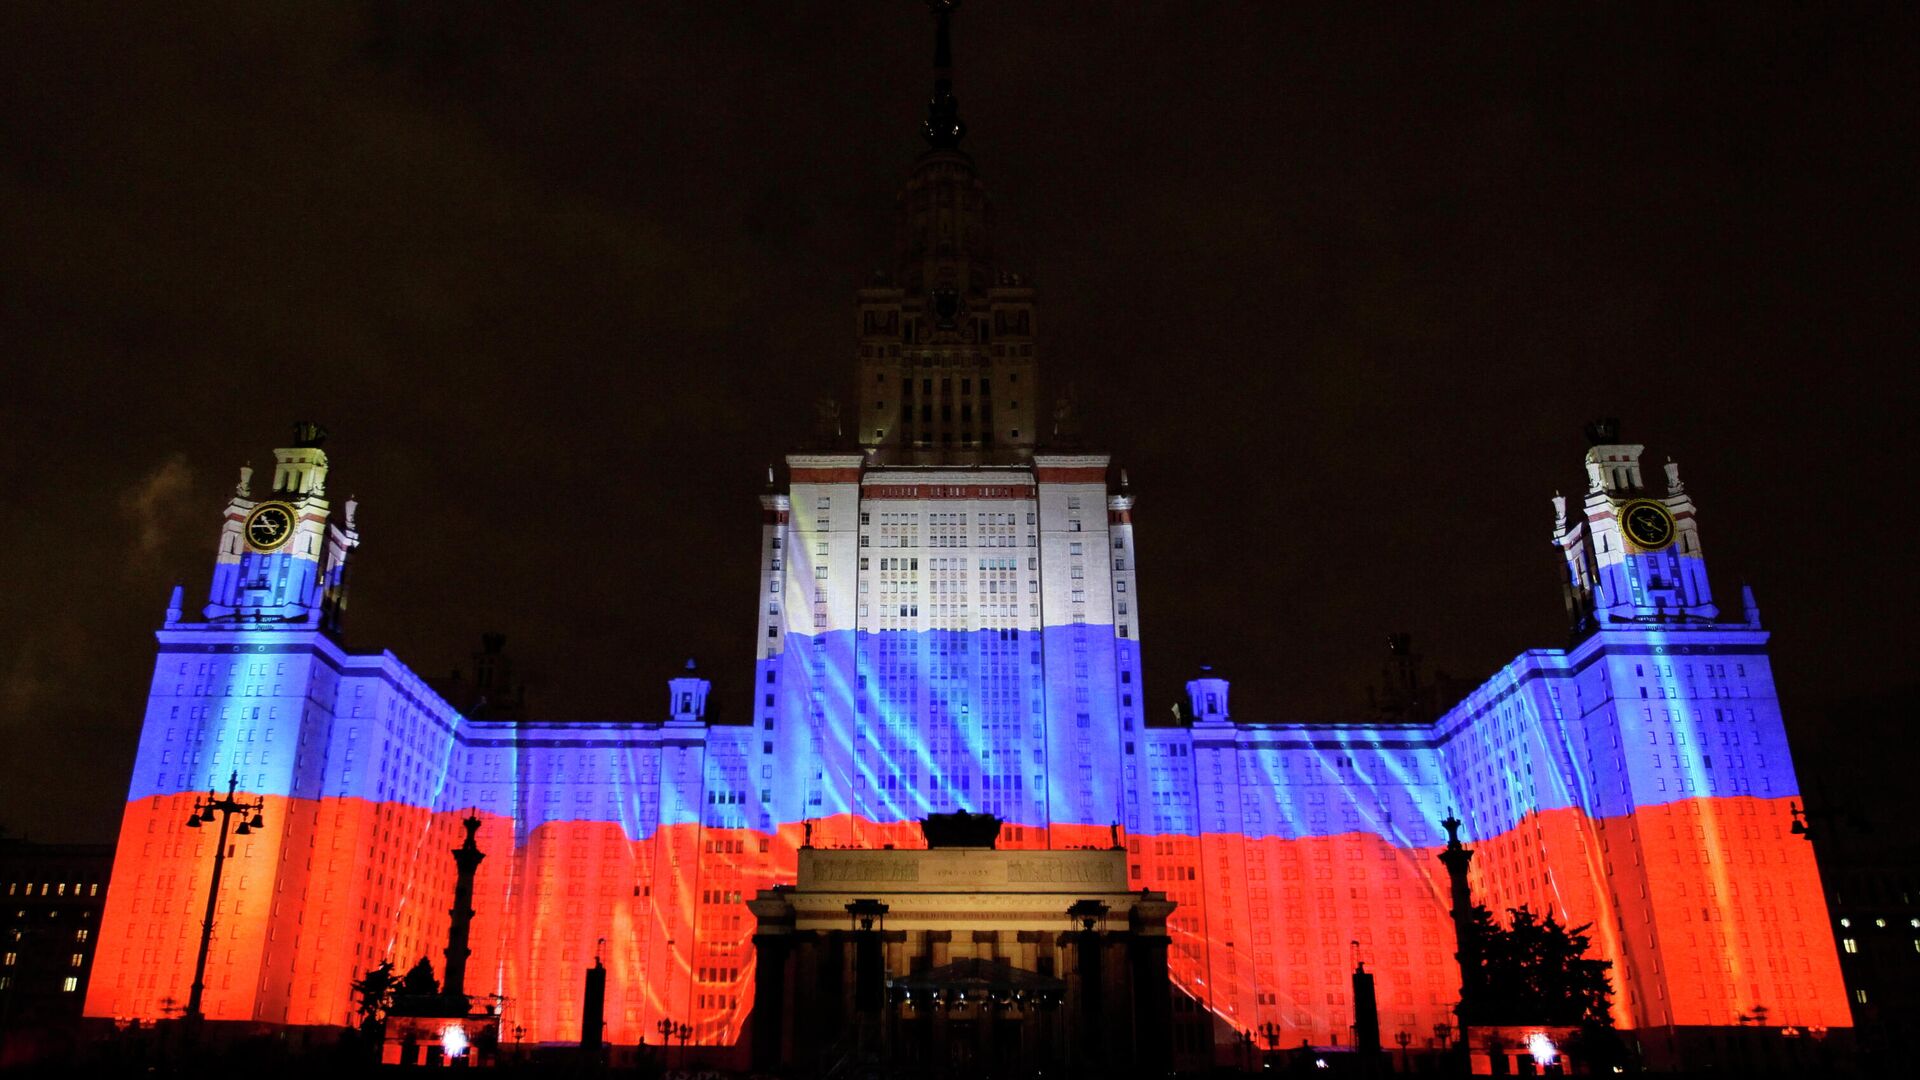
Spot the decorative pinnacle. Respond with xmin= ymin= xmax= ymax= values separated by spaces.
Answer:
xmin=292 ymin=421 xmax=328 ymax=448
xmin=922 ymin=1 xmax=966 ymax=149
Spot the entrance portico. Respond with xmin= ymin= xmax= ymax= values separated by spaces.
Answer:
xmin=748 ymin=814 xmax=1176 ymax=1077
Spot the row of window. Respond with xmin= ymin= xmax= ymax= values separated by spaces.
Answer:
xmin=0 ymin=974 xmax=78 ymax=992
xmin=4 ymin=882 xmax=99 ymax=898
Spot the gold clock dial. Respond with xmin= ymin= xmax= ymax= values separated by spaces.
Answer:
xmin=1619 ymin=499 xmax=1676 ymax=551
xmin=244 ymin=502 xmax=297 ymax=551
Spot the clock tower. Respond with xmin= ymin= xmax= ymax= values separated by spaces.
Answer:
xmin=201 ymin=422 xmax=359 ymax=631
xmin=1552 ymin=419 xmax=1715 ymax=630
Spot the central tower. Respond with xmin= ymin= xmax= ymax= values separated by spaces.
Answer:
xmin=855 ymin=0 xmax=1038 ymax=464
xmin=756 ymin=1 xmax=1141 ymax=852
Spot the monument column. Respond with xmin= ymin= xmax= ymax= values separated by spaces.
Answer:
xmin=442 ymin=812 xmax=485 ymax=1007
xmin=1438 ymin=813 xmax=1480 ymax=1029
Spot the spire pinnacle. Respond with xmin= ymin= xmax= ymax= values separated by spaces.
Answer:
xmin=922 ymin=1 xmax=965 ymax=149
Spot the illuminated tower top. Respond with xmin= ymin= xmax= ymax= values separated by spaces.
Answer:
xmin=199 ymin=421 xmax=359 ymax=632
xmin=1552 ymin=419 xmax=1716 ymax=632
xmin=856 ymin=0 xmax=1039 ymax=467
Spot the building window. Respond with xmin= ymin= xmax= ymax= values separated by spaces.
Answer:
xmin=1843 ymin=938 xmax=1858 ymax=953
xmin=62 ymin=977 xmax=78 ymax=992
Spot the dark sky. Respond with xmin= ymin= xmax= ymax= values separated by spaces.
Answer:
xmin=2 ymin=2 xmax=1912 ymax=844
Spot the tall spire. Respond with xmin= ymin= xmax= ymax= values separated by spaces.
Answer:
xmin=922 ymin=1 xmax=965 ymax=150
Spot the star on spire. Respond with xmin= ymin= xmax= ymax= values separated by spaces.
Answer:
xmin=922 ymin=1 xmax=966 ymax=149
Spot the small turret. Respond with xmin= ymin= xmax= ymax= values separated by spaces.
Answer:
xmin=1185 ymin=666 xmax=1230 ymax=725
xmin=271 ymin=422 xmax=330 ymax=496
xmin=669 ymin=659 xmax=711 ymax=725
xmin=1582 ymin=417 xmax=1646 ymax=495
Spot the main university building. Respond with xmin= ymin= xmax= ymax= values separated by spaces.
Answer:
xmin=84 ymin=11 xmax=1848 ymax=1069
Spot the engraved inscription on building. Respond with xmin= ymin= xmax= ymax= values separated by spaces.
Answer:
xmin=811 ymin=856 xmax=921 ymax=883
xmin=1006 ymin=857 xmax=1120 ymax=885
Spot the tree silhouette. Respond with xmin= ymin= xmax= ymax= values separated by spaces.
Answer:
xmin=351 ymin=960 xmax=395 ymax=1032
xmin=377 ymin=955 xmax=442 ymax=1018
xmin=1467 ymin=904 xmax=1614 ymax=1028
xmin=400 ymin=956 xmax=440 ymax=998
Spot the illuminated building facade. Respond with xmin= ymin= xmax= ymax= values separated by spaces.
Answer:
xmin=84 ymin=7 xmax=1849 ymax=1069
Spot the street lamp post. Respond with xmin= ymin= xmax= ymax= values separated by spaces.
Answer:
xmin=657 ymin=1017 xmax=692 ymax=1069
xmin=1396 ymin=1030 xmax=1413 ymax=1072
xmin=183 ymin=770 xmax=265 ymax=1023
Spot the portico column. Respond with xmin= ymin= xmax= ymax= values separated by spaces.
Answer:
xmin=748 ymin=890 xmax=796 ymax=1071
xmin=1129 ymin=891 xmax=1177 ymax=1073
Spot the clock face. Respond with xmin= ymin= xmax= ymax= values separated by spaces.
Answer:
xmin=244 ymin=503 xmax=297 ymax=552
xmin=1620 ymin=500 xmax=1676 ymax=551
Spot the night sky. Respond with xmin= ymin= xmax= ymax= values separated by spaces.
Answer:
xmin=2 ymin=2 xmax=1911 ymax=844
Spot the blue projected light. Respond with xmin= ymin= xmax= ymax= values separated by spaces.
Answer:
xmin=756 ymin=625 xmax=1132 ymax=832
